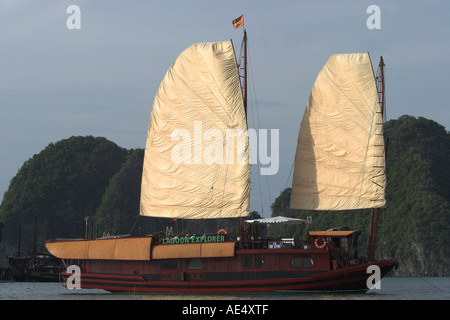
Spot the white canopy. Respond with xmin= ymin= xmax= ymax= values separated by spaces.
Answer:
xmin=245 ymin=216 xmax=312 ymax=225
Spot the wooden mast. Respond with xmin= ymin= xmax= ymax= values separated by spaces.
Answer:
xmin=243 ymin=28 xmax=247 ymax=119
xmin=368 ymin=56 xmax=385 ymax=262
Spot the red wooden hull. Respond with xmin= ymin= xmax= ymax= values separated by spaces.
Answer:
xmin=61 ymin=257 xmax=397 ymax=293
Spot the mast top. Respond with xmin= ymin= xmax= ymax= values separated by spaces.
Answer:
xmin=233 ymin=15 xmax=247 ymax=119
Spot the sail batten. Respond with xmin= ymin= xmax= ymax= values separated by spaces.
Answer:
xmin=290 ymin=53 xmax=386 ymax=211
xmin=140 ymin=41 xmax=250 ymax=219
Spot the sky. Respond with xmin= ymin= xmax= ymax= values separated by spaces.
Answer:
xmin=1 ymin=0 xmax=449 ymax=217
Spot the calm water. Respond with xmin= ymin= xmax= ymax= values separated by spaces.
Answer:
xmin=0 ymin=277 xmax=449 ymax=300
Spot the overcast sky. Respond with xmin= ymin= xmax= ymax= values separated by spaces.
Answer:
xmin=1 ymin=0 xmax=449 ymax=217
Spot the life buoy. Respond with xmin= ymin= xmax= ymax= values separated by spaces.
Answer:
xmin=217 ymin=229 xmax=227 ymax=235
xmin=314 ymin=237 xmax=326 ymax=249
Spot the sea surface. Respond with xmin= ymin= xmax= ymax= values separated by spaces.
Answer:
xmin=0 ymin=277 xmax=449 ymax=300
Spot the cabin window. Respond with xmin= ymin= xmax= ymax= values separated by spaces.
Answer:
xmin=161 ymin=259 xmax=178 ymax=270
xmin=303 ymin=258 xmax=314 ymax=268
xmin=254 ymin=258 xmax=264 ymax=268
xmin=339 ymin=237 xmax=350 ymax=253
xmin=186 ymin=258 xmax=203 ymax=270
xmin=242 ymin=258 xmax=252 ymax=268
xmin=241 ymin=257 xmax=264 ymax=268
xmin=291 ymin=258 xmax=302 ymax=268
xmin=291 ymin=258 xmax=314 ymax=269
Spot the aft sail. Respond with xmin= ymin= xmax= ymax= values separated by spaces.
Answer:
xmin=290 ymin=53 xmax=386 ymax=211
xmin=140 ymin=41 xmax=250 ymax=219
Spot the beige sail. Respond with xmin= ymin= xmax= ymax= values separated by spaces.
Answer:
xmin=140 ymin=41 xmax=250 ymax=219
xmin=290 ymin=53 xmax=386 ymax=211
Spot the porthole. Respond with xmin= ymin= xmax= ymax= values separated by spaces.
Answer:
xmin=291 ymin=257 xmax=314 ymax=269
xmin=242 ymin=257 xmax=264 ymax=268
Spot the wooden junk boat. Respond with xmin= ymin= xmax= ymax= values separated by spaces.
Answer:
xmin=46 ymin=19 xmax=398 ymax=293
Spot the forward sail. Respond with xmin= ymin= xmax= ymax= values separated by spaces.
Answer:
xmin=290 ymin=53 xmax=386 ymax=211
xmin=140 ymin=41 xmax=250 ymax=219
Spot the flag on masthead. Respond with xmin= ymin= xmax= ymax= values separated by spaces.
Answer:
xmin=232 ymin=15 xmax=244 ymax=28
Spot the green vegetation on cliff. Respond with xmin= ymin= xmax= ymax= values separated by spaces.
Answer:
xmin=0 ymin=136 xmax=129 ymax=255
xmin=0 ymin=115 xmax=448 ymax=275
xmin=94 ymin=148 xmax=144 ymax=237
xmin=268 ymin=116 xmax=450 ymax=276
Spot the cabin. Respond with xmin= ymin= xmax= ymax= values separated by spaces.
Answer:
xmin=309 ymin=230 xmax=362 ymax=269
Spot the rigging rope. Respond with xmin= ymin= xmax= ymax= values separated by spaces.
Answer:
xmin=247 ymin=40 xmax=273 ymax=215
